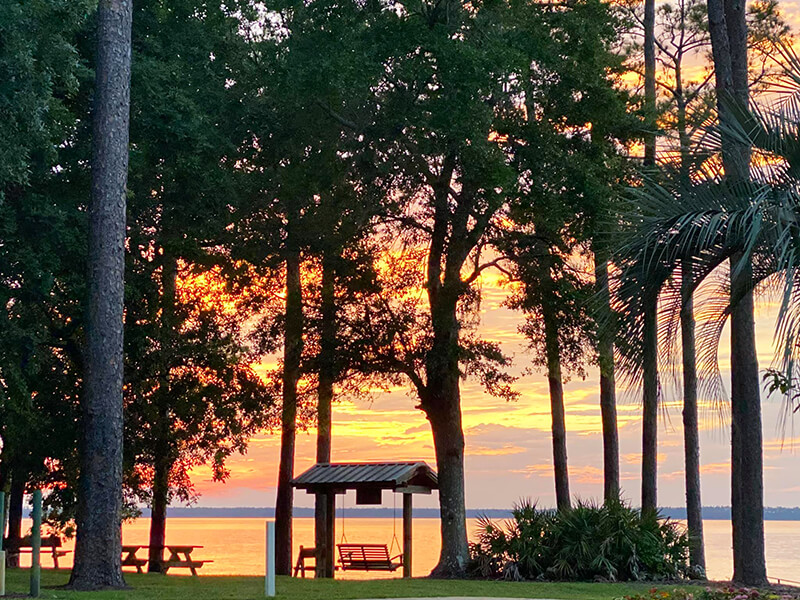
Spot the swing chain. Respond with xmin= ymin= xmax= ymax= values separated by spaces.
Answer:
xmin=389 ymin=493 xmax=401 ymax=555
xmin=339 ymin=493 xmax=348 ymax=543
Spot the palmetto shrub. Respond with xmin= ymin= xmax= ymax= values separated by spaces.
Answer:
xmin=469 ymin=499 xmax=690 ymax=582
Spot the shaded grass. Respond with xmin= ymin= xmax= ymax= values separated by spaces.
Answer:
xmin=3 ymin=568 xmax=689 ymax=600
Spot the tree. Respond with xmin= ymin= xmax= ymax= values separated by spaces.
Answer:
xmin=502 ymin=61 xmax=632 ymax=513
xmin=707 ymin=0 xmax=764 ymax=585
xmin=0 ymin=0 xmax=89 ymax=536
xmin=70 ymin=0 xmax=133 ymax=589
xmin=620 ymin=0 xmax=787 ymax=572
xmin=641 ymin=0 xmax=660 ymax=519
xmin=339 ymin=0 xmax=628 ymax=573
xmin=119 ymin=1 xmax=274 ymax=572
xmin=506 ymin=232 xmax=588 ymax=513
xmin=595 ymin=243 xmax=621 ymax=504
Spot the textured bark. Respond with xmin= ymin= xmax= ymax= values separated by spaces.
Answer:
xmin=425 ymin=288 xmax=469 ymax=578
xmin=641 ymin=292 xmax=659 ymax=517
xmin=147 ymin=456 xmax=170 ymax=573
xmin=148 ymin=252 xmax=177 ymax=574
xmin=542 ymin=291 xmax=570 ymax=512
xmin=595 ymin=253 xmax=620 ymax=504
xmin=730 ymin=252 xmax=766 ymax=585
xmin=681 ymin=263 xmax=706 ymax=575
xmin=315 ymin=254 xmax=335 ymax=578
xmin=643 ymin=0 xmax=657 ymax=166
xmin=6 ymin=479 xmax=24 ymax=568
xmin=707 ymin=0 xmax=766 ymax=583
xmin=425 ymin=334 xmax=469 ymax=579
xmin=275 ymin=249 xmax=303 ymax=576
xmin=69 ymin=0 xmax=132 ymax=589
xmin=421 ymin=156 xmax=469 ymax=578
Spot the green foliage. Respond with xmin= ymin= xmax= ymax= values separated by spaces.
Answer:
xmin=470 ymin=499 xmax=690 ymax=582
xmin=0 ymin=0 xmax=89 ymax=495
xmin=0 ymin=0 xmax=90 ymax=193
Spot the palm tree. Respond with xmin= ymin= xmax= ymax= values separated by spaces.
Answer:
xmin=613 ymin=49 xmax=800 ymax=582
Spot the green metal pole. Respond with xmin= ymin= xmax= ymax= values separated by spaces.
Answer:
xmin=30 ymin=490 xmax=41 ymax=598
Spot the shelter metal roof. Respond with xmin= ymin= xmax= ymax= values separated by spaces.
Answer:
xmin=292 ymin=461 xmax=438 ymax=493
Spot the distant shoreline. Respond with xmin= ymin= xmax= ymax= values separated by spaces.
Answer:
xmin=138 ymin=506 xmax=800 ymax=520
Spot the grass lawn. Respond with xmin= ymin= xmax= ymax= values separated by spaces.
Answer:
xmin=2 ymin=569 xmax=691 ymax=600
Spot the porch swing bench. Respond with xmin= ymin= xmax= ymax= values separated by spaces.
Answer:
xmin=292 ymin=461 xmax=439 ymax=578
xmin=337 ymin=543 xmax=403 ymax=572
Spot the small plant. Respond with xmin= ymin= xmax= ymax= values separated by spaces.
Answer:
xmin=469 ymin=498 xmax=690 ymax=582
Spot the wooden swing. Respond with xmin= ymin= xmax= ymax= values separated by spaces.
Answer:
xmin=291 ymin=461 xmax=438 ymax=579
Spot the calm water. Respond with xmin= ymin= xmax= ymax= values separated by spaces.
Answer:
xmin=17 ymin=517 xmax=800 ymax=582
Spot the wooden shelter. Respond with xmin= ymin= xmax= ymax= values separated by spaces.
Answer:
xmin=291 ymin=461 xmax=438 ymax=578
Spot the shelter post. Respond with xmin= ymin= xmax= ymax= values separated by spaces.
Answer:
xmin=314 ymin=492 xmax=336 ymax=578
xmin=325 ymin=493 xmax=335 ymax=578
xmin=402 ymin=493 xmax=412 ymax=578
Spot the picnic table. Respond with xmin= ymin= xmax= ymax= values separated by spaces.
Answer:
xmin=121 ymin=544 xmax=211 ymax=575
xmin=4 ymin=535 xmax=71 ymax=568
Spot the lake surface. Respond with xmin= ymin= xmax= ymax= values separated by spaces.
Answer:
xmin=17 ymin=517 xmax=800 ymax=582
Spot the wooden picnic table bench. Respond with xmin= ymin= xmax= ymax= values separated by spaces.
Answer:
xmin=337 ymin=543 xmax=402 ymax=572
xmin=121 ymin=544 xmax=212 ymax=575
xmin=4 ymin=535 xmax=71 ymax=568
xmin=121 ymin=545 xmax=149 ymax=573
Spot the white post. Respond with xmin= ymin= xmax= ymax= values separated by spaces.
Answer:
xmin=265 ymin=521 xmax=276 ymax=597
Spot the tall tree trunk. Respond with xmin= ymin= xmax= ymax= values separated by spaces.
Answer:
xmin=70 ymin=0 xmax=132 ymax=589
xmin=315 ymin=253 xmax=335 ymax=578
xmin=641 ymin=291 xmax=659 ymax=517
xmin=595 ymin=251 xmax=620 ymax=504
xmin=6 ymin=478 xmax=24 ymax=568
xmin=681 ymin=262 xmax=706 ymax=576
xmin=425 ymin=295 xmax=469 ymax=578
xmin=147 ymin=454 xmax=170 ymax=573
xmin=275 ymin=249 xmax=303 ymax=576
xmin=642 ymin=4 xmax=658 ymax=515
xmin=730 ymin=252 xmax=766 ymax=585
xmin=707 ymin=0 xmax=766 ymax=584
xmin=542 ymin=282 xmax=570 ymax=512
xmin=148 ymin=251 xmax=177 ymax=574
xmin=643 ymin=0 xmax=657 ymax=167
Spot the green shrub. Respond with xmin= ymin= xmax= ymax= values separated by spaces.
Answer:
xmin=469 ymin=499 xmax=690 ymax=582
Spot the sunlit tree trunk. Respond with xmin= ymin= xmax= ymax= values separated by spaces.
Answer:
xmin=275 ymin=247 xmax=303 ymax=576
xmin=69 ymin=0 xmax=132 ymax=589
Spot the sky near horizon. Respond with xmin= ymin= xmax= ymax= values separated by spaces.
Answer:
xmin=185 ymin=1 xmax=800 ymax=512
xmin=186 ymin=267 xmax=800 ymax=511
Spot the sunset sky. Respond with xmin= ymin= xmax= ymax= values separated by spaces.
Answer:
xmin=185 ymin=3 xmax=800 ymax=512
xmin=187 ymin=268 xmax=800 ymax=511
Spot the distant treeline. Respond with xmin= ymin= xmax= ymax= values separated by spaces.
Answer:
xmin=129 ymin=506 xmax=800 ymax=520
